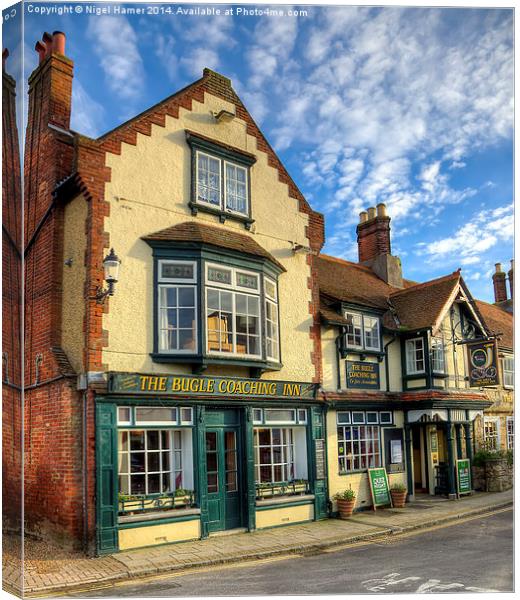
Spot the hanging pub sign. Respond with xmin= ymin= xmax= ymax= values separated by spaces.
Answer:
xmin=466 ymin=340 xmax=499 ymax=387
xmin=108 ymin=372 xmax=318 ymax=400
xmin=346 ymin=361 xmax=380 ymax=389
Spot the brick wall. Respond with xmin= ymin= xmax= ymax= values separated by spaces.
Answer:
xmin=357 ymin=216 xmax=392 ymax=263
xmin=2 ymin=60 xmax=23 ymax=529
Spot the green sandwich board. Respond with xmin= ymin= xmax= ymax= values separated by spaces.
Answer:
xmin=368 ymin=467 xmax=392 ymax=510
xmin=456 ymin=459 xmax=472 ymax=496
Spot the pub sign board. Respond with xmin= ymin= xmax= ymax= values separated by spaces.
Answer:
xmin=456 ymin=459 xmax=472 ymax=496
xmin=109 ymin=372 xmax=318 ymax=400
xmin=346 ymin=361 xmax=380 ymax=390
xmin=466 ymin=340 xmax=499 ymax=387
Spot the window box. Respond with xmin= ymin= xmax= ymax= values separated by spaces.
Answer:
xmin=255 ymin=480 xmax=309 ymax=499
xmin=118 ymin=489 xmax=195 ymax=515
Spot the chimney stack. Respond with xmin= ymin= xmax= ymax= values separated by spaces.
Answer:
xmin=357 ymin=202 xmax=392 ymax=263
xmin=356 ymin=203 xmax=403 ymax=288
xmin=492 ymin=263 xmax=508 ymax=303
xmin=508 ymin=259 xmax=514 ymax=300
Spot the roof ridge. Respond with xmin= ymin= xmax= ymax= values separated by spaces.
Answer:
xmin=390 ymin=271 xmax=460 ymax=297
xmin=318 ymin=253 xmax=381 ymax=275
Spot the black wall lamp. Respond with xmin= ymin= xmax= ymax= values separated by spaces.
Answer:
xmin=94 ymin=248 xmax=121 ymax=303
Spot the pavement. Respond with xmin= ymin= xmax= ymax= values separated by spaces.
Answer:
xmin=2 ymin=489 xmax=513 ymax=598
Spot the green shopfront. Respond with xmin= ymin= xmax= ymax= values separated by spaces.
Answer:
xmin=96 ymin=373 xmax=328 ymax=553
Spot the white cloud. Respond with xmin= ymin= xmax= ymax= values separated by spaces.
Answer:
xmin=155 ymin=35 xmax=177 ymax=81
xmin=71 ymin=79 xmax=106 ymax=138
xmin=180 ymin=48 xmax=220 ymax=77
xmin=87 ymin=16 xmax=145 ymax=101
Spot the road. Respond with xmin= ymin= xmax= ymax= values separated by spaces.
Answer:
xmin=72 ymin=508 xmax=513 ymax=596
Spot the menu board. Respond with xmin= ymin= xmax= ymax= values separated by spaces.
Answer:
xmin=315 ymin=439 xmax=326 ymax=480
xmin=456 ymin=459 xmax=472 ymax=496
xmin=368 ymin=467 xmax=392 ymax=510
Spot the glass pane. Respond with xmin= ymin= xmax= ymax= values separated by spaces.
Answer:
xmin=225 ymin=431 xmax=236 ymax=451
xmin=130 ymin=431 xmax=145 ymax=451
xmin=273 ymin=465 xmax=283 ymax=482
xmin=236 ymin=294 xmax=247 ymax=315
xmin=178 ymin=287 xmax=195 ymax=306
xmin=161 ymin=287 xmax=177 ymax=307
xmin=207 ymin=452 xmax=218 ymax=472
xmin=118 ymin=453 xmax=129 ymax=474
xmin=162 ymin=451 xmax=170 ymax=471
xmin=161 ymin=263 xmax=194 ymax=280
xmin=236 ymin=334 xmax=247 ymax=354
xmin=178 ymin=308 xmax=194 ymax=328
xmin=119 ymin=475 xmax=129 ymax=494
xmin=248 ymin=297 xmax=260 ymax=316
xmin=207 ymin=472 xmax=218 ymax=493
xmin=236 ymin=315 xmax=248 ymax=334
xmin=174 ymin=450 xmax=182 ymax=470
xmin=162 ymin=473 xmax=171 ymax=493
xmin=130 ymin=474 xmax=145 ymax=495
xmin=130 ymin=453 xmax=145 ymax=473
xmin=259 ymin=447 xmax=272 ymax=464
xmin=271 ymin=428 xmax=281 ymax=445
xmin=248 ymin=336 xmax=260 ymax=356
xmin=148 ymin=474 xmax=161 ymax=494
xmin=207 ymin=289 xmax=220 ymax=310
xmin=260 ymin=465 xmax=271 ymax=482
xmin=148 ymin=452 xmax=160 ymax=472
xmin=118 ymin=407 xmax=131 ymax=424
xmin=147 ymin=430 xmax=159 ymax=450
xmin=162 ymin=430 xmax=171 ymax=449
xmin=206 ymin=432 xmax=217 ymax=452
xmin=265 ymin=409 xmax=296 ymax=423
xmin=208 ymin=267 xmax=232 ymax=285
xmin=226 ymin=471 xmax=237 ymax=492
xmin=179 ymin=329 xmax=195 ymax=350
xmin=258 ymin=429 xmax=270 ymax=445
xmin=119 ymin=431 xmax=129 ymax=451
xmin=221 ymin=292 xmax=232 ymax=312
xmin=136 ymin=408 xmax=177 ymax=423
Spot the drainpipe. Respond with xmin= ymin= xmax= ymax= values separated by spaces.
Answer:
xmin=384 ymin=333 xmax=397 ymax=392
xmin=449 ymin=307 xmax=459 ymax=388
xmin=334 ymin=327 xmax=345 ymax=390
xmin=82 ymin=388 xmax=89 ymax=553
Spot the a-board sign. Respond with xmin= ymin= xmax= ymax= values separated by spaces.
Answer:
xmin=456 ymin=459 xmax=472 ymax=496
xmin=368 ymin=467 xmax=392 ymax=510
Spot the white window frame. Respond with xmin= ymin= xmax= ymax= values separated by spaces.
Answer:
xmin=264 ymin=408 xmax=297 ymax=425
xmin=180 ymin=407 xmax=193 ymax=425
xmin=344 ymin=311 xmax=381 ymax=352
xmin=118 ymin=429 xmax=185 ymax=496
xmin=118 ymin=407 xmax=132 ymax=426
xmin=195 ymin=151 xmax=222 ymax=209
xmin=337 ymin=411 xmax=351 ymax=425
xmin=297 ymin=409 xmax=308 ymax=424
xmin=502 ymin=356 xmax=514 ymax=389
xmin=253 ymin=408 xmax=263 ymax=424
xmin=431 ymin=336 xmax=446 ymax=374
xmin=406 ymin=337 xmax=426 ymax=375
xmin=157 ymin=260 xmax=198 ymax=355
xmin=205 ymin=263 xmax=262 ymax=359
xmin=507 ymin=416 xmax=514 ymax=450
xmin=195 ymin=150 xmax=250 ymax=217
xmin=379 ymin=411 xmax=393 ymax=425
xmin=366 ymin=412 xmax=379 ymax=424
xmin=265 ymin=277 xmax=280 ymax=363
xmin=135 ymin=406 xmax=179 ymax=426
xmin=483 ymin=416 xmax=500 ymax=451
xmin=224 ymin=161 xmax=249 ymax=217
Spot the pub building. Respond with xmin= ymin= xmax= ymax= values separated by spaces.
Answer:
xmin=318 ymin=206 xmax=496 ymax=508
xmin=19 ymin=32 xmax=327 ymax=555
xmin=9 ymin=30 xmax=511 ymax=557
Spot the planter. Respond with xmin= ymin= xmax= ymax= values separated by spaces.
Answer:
xmin=390 ymin=490 xmax=407 ymax=508
xmin=336 ymin=498 xmax=356 ymax=519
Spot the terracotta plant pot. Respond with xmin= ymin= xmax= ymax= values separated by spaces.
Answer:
xmin=391 ymin=489 xmax=407 ymax=508
xmin=336 ymin=498 xmax=356 ymax=519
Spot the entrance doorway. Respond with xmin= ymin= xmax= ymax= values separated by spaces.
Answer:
xmin=412 ymin=425 xmax=429 ymax=493
xmin=205 ymin=410 xmax=243 ymax=533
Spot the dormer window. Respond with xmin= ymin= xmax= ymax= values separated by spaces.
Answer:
xmin=344 ymin=311 xmax=381 ymax=352
xmin=187 ymin=131 xmax=256 ymax=228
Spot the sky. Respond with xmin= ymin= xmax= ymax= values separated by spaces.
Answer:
xmin=2 ymin=1 xmax=514 ymax=302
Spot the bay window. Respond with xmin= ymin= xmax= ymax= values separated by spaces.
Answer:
xmin=265 ymin=278 xmax=280 ymax=362
xmin=406 ymin=337 xmax=425 ymax=374
xmin=344 ymin=311 xmax=381 ymax=351
xmin=158 ymin=261 xmax=197 ymax=353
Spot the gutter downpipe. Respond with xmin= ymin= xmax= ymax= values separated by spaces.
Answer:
xmin=82 ymin=386 xmax=88 ymax=553
xmin=335 ymin=327 xmax=345 ymax=390
xmin=384 ymin=333 xmax=398 ymax=392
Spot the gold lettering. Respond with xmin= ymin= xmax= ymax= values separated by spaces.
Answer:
xmin=140 ymin=376 xmax=149 ymax=391
xmin=268 ymin=383 xmax=276 ymax=395
xmin=207 ymin=379 xmax=215 ymax=393
xmin=218 ymin=380 xmax=227 ymax=393
xmin=171 ymin=377 xmax=182 ymax=392
xmin=158 ymin=377 xmax=167 ymax=391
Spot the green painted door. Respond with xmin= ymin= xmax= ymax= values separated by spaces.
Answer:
xmin=205 ymin=426 xmax=242 ymax=532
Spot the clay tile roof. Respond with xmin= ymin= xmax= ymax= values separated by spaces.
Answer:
xmin=387 ymin=272 xmax=460 ymax=331
xmin=142 ymin=221 xmax=285 ymax=271
xmin=316 ymin=254 xmax=395 ymax=310
xmin=474 ymin=300 xmax=513 ymax=350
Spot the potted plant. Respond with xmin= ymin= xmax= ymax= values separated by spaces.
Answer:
xmin=390 ymin=482 xmax=407 ymax=508
xmin=334 ymin=488 xmax=356 ymax=519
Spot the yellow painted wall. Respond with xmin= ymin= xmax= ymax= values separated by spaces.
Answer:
xmin=118 ymin=519 xmax=200 ymax=550
xmin=327 ymin=410 xmax=407 ymax=511
xmin=102 ymin=91 xmax=315 ymax=382
xmin=61 ymin=194 xmax=88 ymax=373
xmin=320 ymin=328 xmax=402 ymax=392
xmin=255 ymin=503 xmax=314 ymax=528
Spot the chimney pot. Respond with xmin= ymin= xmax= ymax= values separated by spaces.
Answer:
xmin=376 ymin=203 xmax=387 ymax=217
xmin=35 ymin=41 xmax=46 ymax=63
xmin=492 ymin=263 xmax=508 ymax=303
xmin=359 ymin=211 xmax=368 ymax=224
xmin=367 ymin=207 xmax=376 ymax=220
xmin=495 ymin=263 xmax=503 ymax=273
xmin=52 ymin=31 xmax=66 ymax=55
xmin=42 ymin=32 xmax=53 ymax=57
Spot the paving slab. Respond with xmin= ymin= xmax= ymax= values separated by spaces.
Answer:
xmin=2 ymin=489 xmax=512 ymax=598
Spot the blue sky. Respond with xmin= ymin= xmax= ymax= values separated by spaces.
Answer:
xmin=3 ymin=2 xmax=514 ymax=302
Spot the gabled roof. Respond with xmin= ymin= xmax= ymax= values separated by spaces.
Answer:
xmin=142 ymin=221 xmax=285 ymax=271
xmin=317 ymin=255 xmax=470 ymax=333
xmin=387 ymin=272 xmax=461 ymax=332
xmin=317 ymin=254 xmax=396 ymax=311
xmin=474 ymin=300 xmax=513 ymax=351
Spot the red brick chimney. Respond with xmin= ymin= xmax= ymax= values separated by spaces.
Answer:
xmin=356 ymin=203 xmax=403 ymax=287
xmin=508 ymin=259 xmax=514 ymax=300
xmin=492 ymin=263 xmax=508 ymax=303
xmin=357 ymin=203 xmax=392 ymax=262
xmin=24 ymin=31 xmax=75 ymax=385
